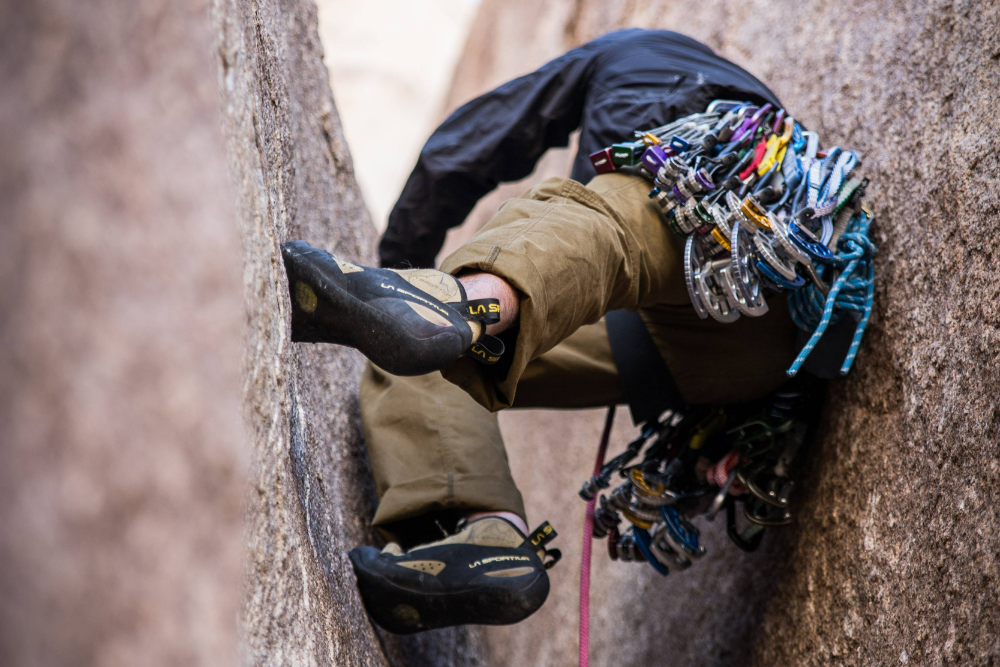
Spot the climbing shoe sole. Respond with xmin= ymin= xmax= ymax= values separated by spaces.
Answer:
xmin=349 ymin=543 xmax=550 ymax=634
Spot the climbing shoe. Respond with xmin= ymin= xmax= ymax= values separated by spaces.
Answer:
xmin=280 ymin=240 xmax=505 ymax=376
xmin=349 ymin=517 xmax=561 ymax=634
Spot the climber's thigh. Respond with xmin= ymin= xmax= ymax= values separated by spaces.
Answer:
xmin=512 ymin=297 xmax=801 ymax=410
xmin=510 ymin=319 xmax=626 ymax=409
xmin=640 ymin=294 xmax=800 ymax=406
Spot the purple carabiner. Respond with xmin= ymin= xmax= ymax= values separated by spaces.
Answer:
xmin=670 ymin=185 xmax=687 ymax=206
xmin=772 ymin=109 xmax=786 ymax=134
xmin=694 ymin=168 xmax=715 ymax=191
xmin=641 ymin=145 xmax=671 ymax=174
xmin=733 ymin=103 xmax=773 ymax=144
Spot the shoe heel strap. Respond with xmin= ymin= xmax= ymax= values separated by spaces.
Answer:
xmin=521 ymin=521 xmax=562 ymax=569
xmin=469 ymin=334 xmax=505 ymax=365
xmin=457 ymin=298 xmax=501 ymax=326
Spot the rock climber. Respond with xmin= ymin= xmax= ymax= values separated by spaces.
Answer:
xmin=281 ymin=28 xmax=800 ymax=634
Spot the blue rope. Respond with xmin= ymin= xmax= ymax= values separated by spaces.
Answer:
xmin=786 ymin=210 xmax=876 ymax=377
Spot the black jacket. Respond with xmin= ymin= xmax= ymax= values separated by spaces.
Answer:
xmin=380 ymin=28 xmax=780 ymax=269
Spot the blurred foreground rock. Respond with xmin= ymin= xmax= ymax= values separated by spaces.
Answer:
xmin=0 ymin=0 xmax=245 ymax=664
xmin=443 ymin=1 xmax=1000 ymax=665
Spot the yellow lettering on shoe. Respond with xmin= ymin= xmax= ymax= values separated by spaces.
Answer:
xmin=469 ymin=346 xmax=500 ymax=363
xmin=531 ymin=525 xmax=554 ymax=546
xmin=489 ymin=303 xmax=500 ymax=313
xmin=468 ymin=555 xmax=531 ymax=569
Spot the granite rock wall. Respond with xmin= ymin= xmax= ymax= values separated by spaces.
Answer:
xmin=212 ymin=0 xmax=487 ymax=663
xmin=441 ymin=1 xmax=1000 ymax=665
xmin=0 ymin=0 xmax=485 ymax=663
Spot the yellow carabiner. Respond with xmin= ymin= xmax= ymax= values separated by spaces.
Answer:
xmin=711 ymin=227 xmax=731 ymax=251
xmin=740 ymin=195 xmax=771 ymax=231
xmin=642 ymin=132 xmax=662 ymax=146
xmin=756 ymin=134 xmax=781 ymax=176
xmin=630 ymin=469 xmax=665 ymax=498
xmin=757 ymin=117 xmax=794 ymax=176
xmin=621 ymin=508 xmax=653 ymax=530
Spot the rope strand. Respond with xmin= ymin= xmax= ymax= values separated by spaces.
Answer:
xmin=580 ymin=406 xmax=616 ymax=667
xmin=786 ymin=209 xmax=875 ymax=376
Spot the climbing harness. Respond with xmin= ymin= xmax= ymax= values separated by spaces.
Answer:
xmin=590 ymin=99 xmax=877 ymax=377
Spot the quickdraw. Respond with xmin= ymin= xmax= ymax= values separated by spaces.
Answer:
xmin=590 ymin=100 xmax=877 ymax=377
xmin=578 ymin=377 xmax=821 ymax=576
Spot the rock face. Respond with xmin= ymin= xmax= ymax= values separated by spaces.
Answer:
xmin=0 ymin=0 xmax=246 ymax=664
xmin=0 ymin=0 xmax=484 ymax=664
xmin=440 ymin=1 xmax=1000 ymax=665
xmin=5 ymin=0 xmax=994 ymax=664
xmin=212 ymin=0 xmax=487 ymax=664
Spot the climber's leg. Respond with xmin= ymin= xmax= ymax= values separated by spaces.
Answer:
xmin=359 ymin=365 xmax=525 ymax=547
xmin=279 ymin=240 xmax=518 ymax=378
xmin=359 ymin=318 xmax=621 ymax=548
xmin=434 ymin=172 xmax=802 ymax=410
xmin=350 ymin=320 xmax=622 ymax=634
xmin=282 ymin=172 xmax=797 ymax=410
xmin=278 ymin=171 xmax=691 ymax=389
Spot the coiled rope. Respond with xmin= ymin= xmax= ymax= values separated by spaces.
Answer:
xmin=786 ymin=208 xmax=876 ymax=376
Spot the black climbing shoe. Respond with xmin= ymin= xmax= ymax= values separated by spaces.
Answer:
xmin=280 ymin=240 xmax=505 ymax=376
xmin=349 ymin=517 xmax=561 ymax=634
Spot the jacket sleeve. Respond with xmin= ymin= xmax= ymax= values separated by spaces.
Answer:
xmin=378 ymin=41 xmax=605 ymax=268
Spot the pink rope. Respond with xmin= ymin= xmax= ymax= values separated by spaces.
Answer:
xmin=580 ymin=407 xmax=616 ymax=667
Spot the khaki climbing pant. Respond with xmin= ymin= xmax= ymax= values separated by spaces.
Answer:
xmin=361 ymin=173 xmax=799 ymax=544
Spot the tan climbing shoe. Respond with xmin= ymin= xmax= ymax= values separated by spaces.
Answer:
xmin=349 ymin=517 xmax=561 ymax=634
xmin=281 ymin=240 xmax=505 ymax=375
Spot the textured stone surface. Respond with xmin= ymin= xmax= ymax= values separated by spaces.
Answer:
xmin=442 ymin=1 xmax=1000 ymax=665
xmin=212 ymin=0 xmax=488 ymax=664
xmin=6 ymin=0 xmax=993 ymax=664
xmin=0 ymin=0 xmax=488 ymax=663
xmin=0 ymin=0 xmax=245 ymax=664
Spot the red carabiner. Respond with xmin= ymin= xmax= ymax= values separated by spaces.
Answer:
xmin=739 ymin=138 xmax=768 ymax=180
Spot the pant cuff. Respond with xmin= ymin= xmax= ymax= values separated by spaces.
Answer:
xmin=440 ymin=242 xmax=549 ymax=411
xmin=371 ymin=472 xmax=526 ymax=529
